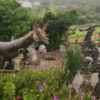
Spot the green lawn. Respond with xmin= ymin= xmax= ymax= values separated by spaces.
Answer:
xmin=68 ymin=27 xmax=100 ymax=39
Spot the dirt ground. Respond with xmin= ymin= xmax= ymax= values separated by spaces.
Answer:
xmin=13 ymin=50 xmax=65 ymax=70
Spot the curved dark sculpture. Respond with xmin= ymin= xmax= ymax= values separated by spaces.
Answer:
xmin=80 ymin=24 xmax=100 ymax=41
xmin=0 ymin=20 xmax=51 ymax=69
xmin=80 ymin=24 xmax=100 ymax=71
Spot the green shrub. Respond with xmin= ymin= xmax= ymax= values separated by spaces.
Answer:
xmin=82 ymin=92 xmax=94 ymax=100
xmin=0 ymin=68 xmax=72 ymax=100
xmin=3 ymin=82 xmax=15 ymax=100
xmin=38 ymin=9 xmax=78 ymax=51
xmin=0 ymin=68 xmax=95 ymax=100
xmin=65 ymin=46 xmax=83 ymax=80
xmin=0 ymin=0 xmax=34 ymax=41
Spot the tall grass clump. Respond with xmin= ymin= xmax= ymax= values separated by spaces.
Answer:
xmin=65 ymin=46 xmax=83 ymax=80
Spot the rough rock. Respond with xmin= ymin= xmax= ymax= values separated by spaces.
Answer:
xmin=72 ymin=72 xmax=84 ymax=93
xmin=81 ymin=40 xmax=99 ymax=72
xmin=90 ymin=73 xmax=99 ymax=88
xmin=39 ymin=45 xmax=47 ymax=54
xmin=59 ymin=44 xmax=66 ymax=58
xmin=38 ymin=45 xmax=47 ymax=59
xmin=93 ymin=73 xmax=100 ymax=99
xmin=85 ymin=56 xmax=93 ymax=61
xmin=59 ymin=45 xmax=66 ymax=53
xmin=72 ymin=72 xmax=99 ymax=97
xmin=79 ymin=25 xmax=100 ymax=99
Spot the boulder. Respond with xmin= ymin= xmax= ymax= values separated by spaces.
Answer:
xmin=59 ymin=45 xmax=66 ymax=53
xmin=90 ymin=73 xmax=99 ymax=88
xmin=72 ymin=71 xmax=99 ymax=98
xmin=93 ymin=73 xmax=100 ymax=99
xmin=72 ymin=72 xmax=84 ymax=93
xmin=59 ymin=44 xmax=66 ymax=58
xmin=38 ymin=45 xmax=47 ymax=59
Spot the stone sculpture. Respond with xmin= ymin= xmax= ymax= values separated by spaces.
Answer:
xmin=0 ymin=19 xmax=51 ymax=69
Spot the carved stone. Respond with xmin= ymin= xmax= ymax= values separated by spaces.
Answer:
xmin=81 ymin=24 xmax=100 ymax=71
xmin=0 ymin=20 xmax=51 ymax=69
xmin=80 ymin=24 xmax=100 ymax=99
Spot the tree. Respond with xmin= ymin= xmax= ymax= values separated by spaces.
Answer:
xmin=0 ymin=0 xmax=31 ymax=41
xmin=39 ymin=9 xmax=78 ymax=51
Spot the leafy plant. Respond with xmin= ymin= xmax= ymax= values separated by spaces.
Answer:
xmin=0 ymin=0 xmax=32 ymax=41
xmin=82 ymin=92 xmax=94 ymax=100
xmin=0 ymin=68 xmax=70 ymax=100
xmin=65 ymin=46 xmax=83 ymax=80
xmin=3 ymin=82 xmax=15 ymax=100
xmin=38 ymin=9 xmax=78 ymax=51
xmin=0 ymin=68 xmax=94 ymax=100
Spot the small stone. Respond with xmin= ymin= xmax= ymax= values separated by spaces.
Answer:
xmin=59 ymin=45 xmax=66 ymax=53
xmin=85 ymin=56 xmax=93 ymax=62
xmin=59 ymin=44 xmax=66 ymax=58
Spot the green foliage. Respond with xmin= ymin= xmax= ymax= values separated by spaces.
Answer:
xmin=36 ymin=0 xmax=100 ymax=24
xmin=0 ymin=0 xmax=78 ymax=44
xmin=68 ymin=29 xmax=87 ymax=39
xmin=3 ymin=82 xmax=15 ymax=100
xmin=0 ymin=68 xmax=95 ymax=100
xmin=0 ymin=0 xmax=32 ymax=41
xmin=39 ymin=9 xmax=78 ymax=51
xmin=82 ymin=92 xmax=93 ymax=100
xmin=0 ymin=73 xmax=13 ymax=100
xmin=0 ymin=68 xmax=71 ymax=100
xmin=68 ymin=27 xmax=100 ymax=40
xmin=68 ymin=29 xmax=77 ymax=36
xmin=65 ymin=46 xmax=82 ymax=79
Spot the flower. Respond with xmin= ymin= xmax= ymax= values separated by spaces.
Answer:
xmin=27 ymin=65 xmax=32 ymax=68
xmin=92 ymin=96 xmax=96 ymax=100
xmin=35 ymin=67 xmax=40 ymax=71
xmin=54 ymin=59 xmax=60 ymax=63
xmin=17 ymin=95 xmax=21 ymax=99
xmin=40 ymin=87 xmax=44 ymax=92
xmin=45 ymin=66 xmax=50 ymax=71
xmin=43 ymin=81 xmax=46 ymax=85
xmin=31 ymin=50 xmax=37 ymax=55
xmin=68 ymin=93 xmax=72 ymax=99
xmin=53 ymin=96 xmax=59 ymax=100
xmin=69 ymin=83 xmax=72 ymax=88
xmin=54 ymin=96 xmax=57 ymax=100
